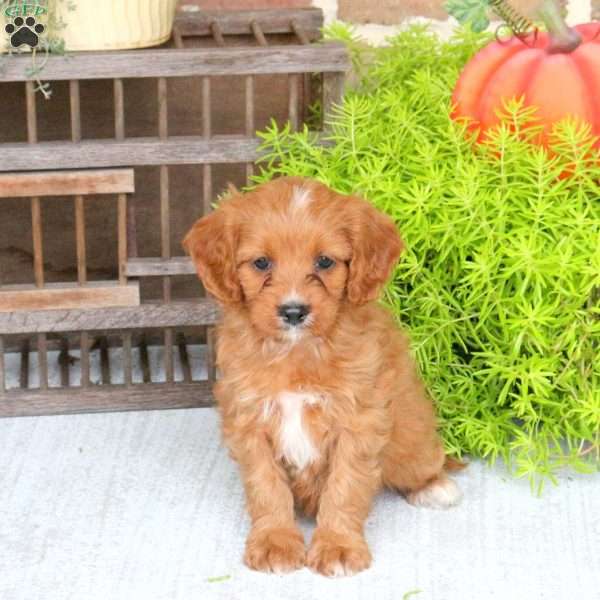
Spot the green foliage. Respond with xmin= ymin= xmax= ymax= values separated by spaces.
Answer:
xmin=445 ymin=0 xmax=491 ymax=32
xmin=254 ymin=26 xmax=600 ymax=491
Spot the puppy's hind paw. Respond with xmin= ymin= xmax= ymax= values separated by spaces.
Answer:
xmin=406 ymin=475 xmax=462 ymax=509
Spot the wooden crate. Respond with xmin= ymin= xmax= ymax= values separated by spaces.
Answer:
xmin=0 ymin=8 xmax=349 ymax=417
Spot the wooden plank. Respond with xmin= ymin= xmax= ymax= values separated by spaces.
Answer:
xmin=140 ymin=335 xmax=151 ymax=383
xmin=0 ymin=169 xmax=135 ymax=198
xmin=122 ymin=331 xmax=132 ymax=386
xmin=0 ymin=299 xmax=220 ymax=335
xmin=125 ymin=257 xmax=195 ymax=277
xmin=207 ymin=326 xmax=217 ymax=383
xmin=0 ymin=135 xmax=263 ymax=172
xmin=0 ymin=382 xmax=214 ymax=418
xmin=37 ymin=333 xmax=48 ymax=390
xmin=31 ymin=197 xmax=44 ymax=287
xmin=0 ymin=281 xmax=140 ymax=313
xmin=0 ymin=43 xmax=349 ymax=82
xmin=250 ymin=20 xmax=268 ymax=46
xmin=117 ymin=193 xmax=127 ymax=284
xmin=322 ymin=71 xmax=346 ymax=129
xmin=80 ymin=331 xmax=89 ymax=387
xmin=99 ymin=336 xmax=110 ymax=384
xmin=289 ymin=74 xmax=300 ymax=132
xmin=70 ymin=80 xmax=87 ymax=285
xmin=177 ymin=332 xmax=192 ymax=383
xmin=58 ymin=337 xmax=70 ymax=387
xmin=173 ymin=25 xmax=184 ymax=49
xmin=69 ymin=80 xmax=82 ymax=142
xmin=202 ymin=77 xmax=212 ymax=216
xmin=75 ymin=196 xmax=87 ymax=284
xmin=114 ymin=78 xmax=125 ymax=139
xmin=291 ymin=19 xmax=311 ymax=45
xmin=174 ymin=8 xmax=323 ymax=37
xmin=245 ymin=75 xmax=255 ymax=180
xmin=210 ymin=21 xmax=226 ymax=46
xmin=20 ymin=338 xmax=29 ymax=388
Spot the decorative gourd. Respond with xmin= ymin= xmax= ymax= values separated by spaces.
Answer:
xmin=451 ymin=0 xmax=600 ymax=147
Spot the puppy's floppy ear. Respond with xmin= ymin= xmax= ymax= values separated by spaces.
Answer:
xmin=182 ymin=207 xmax=242 ymax=304
xmin=344 ymin=195 xmax=404 ymax=305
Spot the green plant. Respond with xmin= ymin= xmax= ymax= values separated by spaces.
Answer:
xmin=254 ymin=25 xmax=600 ymax=492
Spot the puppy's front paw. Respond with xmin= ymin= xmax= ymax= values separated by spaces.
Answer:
xmin=244 ymin=526 xmax=305 ymax=574
xmin=307 ymin=529 xmax=371 ymax=577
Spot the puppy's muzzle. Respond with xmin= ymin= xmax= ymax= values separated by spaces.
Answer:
xmin=278 ymin=303 xmax=310 ymax=327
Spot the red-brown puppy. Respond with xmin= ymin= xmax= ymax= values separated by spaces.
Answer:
xmin=184 ymin=177 xmax=461 ymax=577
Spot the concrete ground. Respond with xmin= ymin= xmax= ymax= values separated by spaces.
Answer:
xmin=1 ymin=405 xmax=599 ymax=600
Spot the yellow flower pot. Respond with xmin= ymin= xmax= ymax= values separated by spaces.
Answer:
xmin=2 ymin=0 xmax=178 ymax=52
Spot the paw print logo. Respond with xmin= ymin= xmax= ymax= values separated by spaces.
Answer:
xmin=5 ymin=16 xmax=45 ymax=49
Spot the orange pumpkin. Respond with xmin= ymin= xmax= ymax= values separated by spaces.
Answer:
xmin=452 ymin=23 xmax=600 ymax=147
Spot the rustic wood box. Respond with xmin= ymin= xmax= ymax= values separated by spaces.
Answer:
xmin=0 ymin=8 xmax=349 ymax=417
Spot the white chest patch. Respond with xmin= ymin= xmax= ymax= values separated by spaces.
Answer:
xmin=276 ymin=391 xmax=320 ymax=470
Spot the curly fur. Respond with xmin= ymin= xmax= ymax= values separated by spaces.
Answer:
xmin=184 ymin=177 xmax=462 ymax=577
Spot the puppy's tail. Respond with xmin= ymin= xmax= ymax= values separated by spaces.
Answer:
xmin=444 ymin=455 xmax=468 ymax=472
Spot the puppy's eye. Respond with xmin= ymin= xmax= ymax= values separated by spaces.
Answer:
xmin=315 ymin=255 xmax=335 ymax=270
xmin=253 ymin=257 xmax=271 ymax=271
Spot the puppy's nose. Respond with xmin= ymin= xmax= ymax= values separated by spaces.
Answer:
xmin=278 ymin=303 xmax=310 ymax=326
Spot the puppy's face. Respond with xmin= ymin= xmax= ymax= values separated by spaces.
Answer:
xmin=184 ymin=177 xmax=403 ymax=342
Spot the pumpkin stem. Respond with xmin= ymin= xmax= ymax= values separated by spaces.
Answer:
xmin=537 ymin=0 xmax=582 ymax=53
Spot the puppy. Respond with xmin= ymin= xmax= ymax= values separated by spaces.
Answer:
xmin=184 ymin=177 xmax=461 ymax=577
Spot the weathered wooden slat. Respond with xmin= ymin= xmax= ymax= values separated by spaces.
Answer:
xmin=210 ymin=20 xmax=226 ymax=46
xmin=245 ymin=74 xmax=255 ymax=180
xmin=207 ymin=326 xmax=217 ymax=383
xmin=174 ymin=8 xmax=323 ymax=37
xmin=0 ymin=135 xmax=263 ymax=171
xmin=122 ymin=331 xmax=132 ymax=386
xmin=323 ymin=71 xmax=346 ymax=129
xmin=164 ymin=327 xmax=174 ymax=383
xmin=117 ymin=194 xmax=127 ymax=285
xmin=0 ymin=43 xmax=348 ymax=82
xmin=0 ymin=382 xmax=214 ymax=418
xmin=75 ymin=196 xmax=87 ymax=284
xmin=125 ymin=257 xmax=195 ymax=277
xmin=37 ymin=333 xmax=48 ymax=390
xmin=140 ymin=335 xmax=151 ymax=383
xmin=80 ymin=331 xmax=89 ymax=387
xmin=173 ymin=24 xmax=184 ymax=49
xmin=58 ymin=337 xmax=70 ymax=387
xmin=69 ymin=80 xmax=82 ymax=142
xmin=99 ymin=336 xmax=110 ymax=384
xmin=31 ymin=197 xmax=44 ymax=287
xmin=289 ymin=73 xmax=300 ymax=131
xmin=250 ymin=20 xmax=268 ymax=46
xmin=202 ymin=78 xmax=212 ymax=216
xmin=19 ymin=338 xmax=29 ymax=388
xmin=69 ymin=80 xmax=87 ymax=285
xmin=2 ymin=330 xmax=208 ymax=353
xmin=291 ymin=19 xmax=311 ymax=45
xmin=0 ymin=282 xmax=140 ymax=313
xmin=0 ymin=169 xmax=135 ymax=198
xmin=0 ymin=300 xmax=220 ymax=335
xmin=177 ymin=332 xmax=192 ymax=383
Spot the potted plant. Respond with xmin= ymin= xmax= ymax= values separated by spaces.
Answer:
xmin=2 ymin=0 xmax=179 ymax=53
